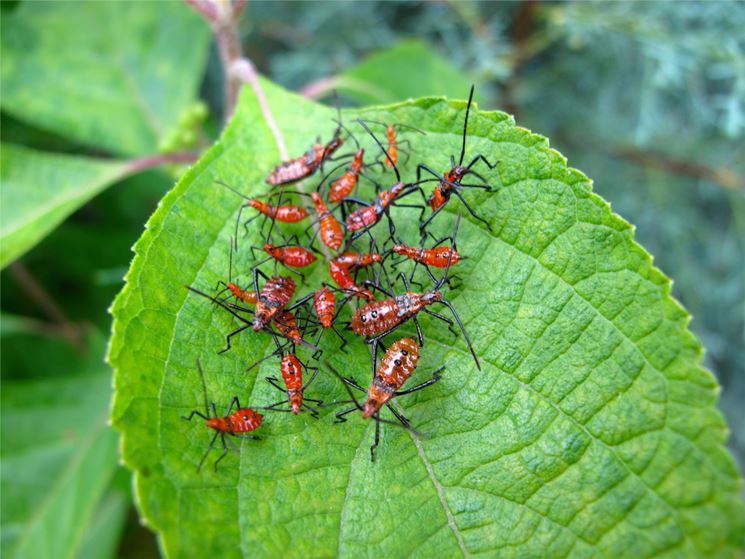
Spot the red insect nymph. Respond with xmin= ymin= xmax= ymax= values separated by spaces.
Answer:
xmin=362 ymin=337 xmax=420 ymax=418
xmin=253 ymin=276 xmax=296 ymax=331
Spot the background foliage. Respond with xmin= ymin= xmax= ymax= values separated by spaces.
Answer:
xmin=1 ymin=1 xmax=743 ymax=557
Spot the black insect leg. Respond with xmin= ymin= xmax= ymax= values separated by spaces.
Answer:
xmin=370 ymin=414 xmax=381 ymax=462
xmin=394 ymin=367 xmax=444 ymax=396
xmin=182 ymin=409 xmax=209 ymax=421
xmin=385 ymin=404 xmax=411 ymax=428
xmin=213 ymin=433 xmax=230 ymax=473
xmin=218 ymin=323 xmax=251 ymax=354
xmin=452 ymin=189 xmax=491 ymax=231
xmin=335 ymin=406 xmax=358 ymax=423
xmin=197 ymin=431 xmax=220 ymax=473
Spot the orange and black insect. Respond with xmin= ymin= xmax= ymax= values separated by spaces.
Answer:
xmin=271 ymin=310 xmax=304 ymax=346
xmin=308 ymin=282 xmax=358 ymax=353
xmin=248 ymin=332 xmax=324 ymax=416
xmin=266 ymin=103 xmax=348 ymax=186
xmin=186 ymin=268 xmax=302 ymax=352
xmin=415 ymin=85 xmax=498 ymax=232
xmin=389 ymin=213 xmax=464 ymax=289
xmin=362 ymin=120 xmax=424 ymax=168
xmin=331 ymin=251 xmax=383 ymax=271
xmin=349 ymin=217 xmax=480 ymax=370
xmin=209 ymin=248 xmax=311 ymax=347
xmin=313 ymin=285 xmax=336 ymax=329
xmin=320 ymin=120 xmax=376 ymax=203
xmin=326 ymin=149 xmax=365 ymax=203
xmin=182 ymin=359 xmax=263 ymax=472
xmin=343 ymin=120 xmax=427 ymax=242
xmin=264 ymin=353 xmax=323 ymax=416
xmin=252 ymin=273 xmax=296 ymax=332
xmin=308 ymin=191 xmax=345 ymax=251
xmin=213 ymin=237 xmax=258 ymax=306
xmin=328 ymin=260 xmax=374 ymax=301
xmin=217 ymin=181 xmax=310 ymax=248
xmin=325 ymin=339 xmax=443 ymax=461
xmin=253 ymin=242 xmax=318 ymax=273
xmin=186 ymin=281 xmax=318 ymax=354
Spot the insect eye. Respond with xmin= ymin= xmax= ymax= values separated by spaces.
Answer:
xmin=243 ymin=415 xmax=250 ymax=421
xmin=401 ymin=349 xmax=408 ymax=356
xmin=371 ymin=311 xmax=378 ymax=318
xmin=361 ymin=315 xmax=367 ymax=322
xmin=394 ymin=359 xmax=402 ymax=366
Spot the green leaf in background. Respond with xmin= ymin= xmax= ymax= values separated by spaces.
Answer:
xmin=0 ymin=143 xmax=133 ymax=269
xmin=338 ymin=39 xmax=484 ymax=105
xmin=1 ymin=334 xmax=121 ymax=559
xmin=0 ymin=2 xmax=209 ymax=156
xmin=109 ymin=81 xmax=744 ymax=557
xmin=76 ymin=488 xmax=129 ymax=559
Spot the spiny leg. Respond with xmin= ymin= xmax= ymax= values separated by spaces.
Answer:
xmin=213 ymin=433 xmax=230 ymax=473
xmin=370 ymin=414 xmax=381 ymax=462
xmin=452 ymin=189 xmax=491 ymax=231
xmin=385 ymin=403 xmax=410 ymax=428
xmin=197 ymin=431 xmax=220 ymax=473
xmin=394 ymin=367 xmax=444 ymax=396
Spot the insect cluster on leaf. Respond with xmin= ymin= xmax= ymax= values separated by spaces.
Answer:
xmin=182 ymin=86 xmax=500 ymax=470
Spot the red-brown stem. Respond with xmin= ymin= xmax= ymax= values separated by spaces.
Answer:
xmin=9 ymin=263 xmax=85 ymax=351
xmin=231 ymin=59 xmax=288 ymax=160
xmin=186 ymin=0 xmax=246 ymax=124
xmin=126 ymin=152 xmax=199 ymax=175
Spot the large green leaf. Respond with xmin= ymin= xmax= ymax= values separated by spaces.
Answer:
xmin=339 ymin=39 xmax=484 ymax=105
xmin=0 ymin=335 xmax=120 ymax=559
xmin=0 ymin=2 xmax=209 ymax=156
xmin=109 ymin=81 xmax=744 ymax=557
xmin=0 ymin=144 xmax=131 ymax=268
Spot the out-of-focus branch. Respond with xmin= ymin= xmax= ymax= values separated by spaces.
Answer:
xmin=562 ymin=132 xmax=744 ymax=191
xmin=501 ymin=0 xmax=540 ymax=117
xmin=610 ymin=145 xmax=745 ymax=191
xmin=185 ymin=0 xmax=287 ymax=159
xmin=231 ymin=59 xmax=288 ymax=160
xmin=126 ymin=152 xmax=199 ymax=174
xmin=186 ymin=0 xmax=246 ymax=124
xmin=9 ymin=263 xmax=85 ymax=351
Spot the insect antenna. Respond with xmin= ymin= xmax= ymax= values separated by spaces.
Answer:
xmin=357 ymin=119 xmax=400 ymax=182
xmin=196 ymin=359 xmax=211 ymax=418
xmin=332 ymin=118 xmax=361 ymax=150
xmin=215 ymin=179 xmax=250 ymax=200
xmin=459 ymin=84 xmax=475 ymax=167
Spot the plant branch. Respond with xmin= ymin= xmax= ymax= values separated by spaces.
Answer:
xmin=9 ymin=263 xmax=85 ymax=351
xmin=186 ymin=0 xmax=246 ymax=124
xmin=562 ymin=132 xmax=745 ymax=191
xmin=231 ymin=59 xmax=288 ymax=160
xmin=125 ymin=152 xmax=199 ymax=175
xmin=608 ymin=145 xmax=745 ymax=191
xmin=186 ymin=0 xmax=287 ymax=159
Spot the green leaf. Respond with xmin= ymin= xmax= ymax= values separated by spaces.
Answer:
xmin=0 ymin=143 xmax=131 ymax=268
xmin=109 ymin=81 xmax=744 ymax=557
xmin=1 ymin=336 xmax=120 ymax=559
xmin=76 ymin=485 xmax=129 ymax=559
xmin=339 ymin=39 xmax=483 ymax=105
xmin=0 ymin=2 xmax=209 ymax=156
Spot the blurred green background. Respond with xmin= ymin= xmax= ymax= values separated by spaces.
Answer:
xmin=1 ymin=1 xmax=743 ymax=556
